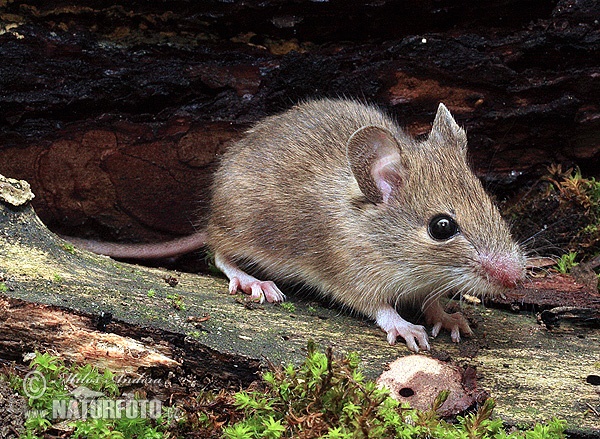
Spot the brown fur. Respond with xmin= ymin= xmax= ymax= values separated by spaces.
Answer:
xmin=69 ymin=98 xmax=525 ymax=349
xmin=207 ymin=99 xmax=525 ymax=320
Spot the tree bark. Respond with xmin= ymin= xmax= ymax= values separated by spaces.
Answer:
xmin=0 ymin=0 xmax=598 ymax=243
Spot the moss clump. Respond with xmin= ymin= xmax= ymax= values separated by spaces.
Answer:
xmin=279 ymin=302 xmax=296 ymax=313
xmin=2 ymin=346 xmax=569 ymax=438
xmin=166 ymin=293 xmax=185 ymax=310
xmin=201 ymin=342 xmax=567 ymax=439
xmin=61 ymin=242 xmax=76 ymax=254
xmin=554 ymin=251 xmax=579 ymax=274
xmin=544 ymin=166 xmax=600 ymax=252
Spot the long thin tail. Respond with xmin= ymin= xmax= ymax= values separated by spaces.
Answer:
xmin=64 ymin=232 xmax=208 ymax=259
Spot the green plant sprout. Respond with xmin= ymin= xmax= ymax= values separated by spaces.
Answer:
xmin=555 ymin=252 xmax=578 ymax=274
xmin=61 ymin=242 xmax=76 ymax=254
xmin=187 ymin=330 xmax=202 ymax=338
xmin=166 ymin=293 xmax=185 ymax=310
xmin=279 ymin=302 xmax=296 ymax=313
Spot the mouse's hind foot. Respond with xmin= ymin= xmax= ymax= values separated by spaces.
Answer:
xmin=214 ymin=253 xmax=286 ymax=303
xmin=424 ymin=299 xmax=473 ymax=342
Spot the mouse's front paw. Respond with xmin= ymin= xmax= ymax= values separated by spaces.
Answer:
xmin=375 ymin=306 xmax=430 ymax=352
xmin=229 ymin=277 xmax=286 ymax=303
xmin=425 ymin=301 xmax=473 ymax=343
xmin=430 ymin=312 xmax=473 ymax=342
xmin=386 ymin=324 xmax=430 ymax=352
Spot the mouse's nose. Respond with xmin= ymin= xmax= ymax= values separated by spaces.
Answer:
xmin=478 ymin=252 xmax=526 ymax=288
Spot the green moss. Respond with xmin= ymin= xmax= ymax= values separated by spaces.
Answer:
xmin=217 ymin=342 xmax=567 ymax=439
xmin=553 ymin=167 xmax=600 ymax=244
xmin=166 ymin=293 xmax=185 ymax=310
xmin=554 ymin=252 xmax=578 ymax=274
xmin=186 ymin=330 xmax=202 ymax=339
xmin=1 ymin=346 xmax=570 ymax=438
xmin=542 ymin=166 xmax=600 ymax=283
xmin=279 ymin=302 xmax=296 ymax=313
xmin=61 ymin=243 xmax=76 ymax=254
xmin=509 ymin=165 xmax=600 ymax=263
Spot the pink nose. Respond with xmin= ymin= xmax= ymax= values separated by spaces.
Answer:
xmin=479 ymin=254 xmax=525 ymax=288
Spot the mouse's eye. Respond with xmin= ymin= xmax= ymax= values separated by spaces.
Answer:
xmin=428 ymin=215 xmax=459 ymax=241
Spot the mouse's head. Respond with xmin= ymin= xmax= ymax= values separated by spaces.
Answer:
xmin=346 ymin=103 xmax=526 ymax=298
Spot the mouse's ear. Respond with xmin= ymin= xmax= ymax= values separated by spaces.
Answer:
xmin=346 ymin=126 xmax=405 ymax=204
xmin=429 ymin=103 xmax=467 ymax=149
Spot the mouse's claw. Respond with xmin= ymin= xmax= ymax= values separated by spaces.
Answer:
xmin=387 ymin=326 xmax=430 ymax=353
xmin=425 ymin=300 xmax=473 ymax=342
xmin=376 ymin=305 xmax=430 ymax=352
xmin=431 ymin=321 xmax=444 ymax=338
xmin=229 ymin=276 xmax=285 ymax=303
xmin=215 ymin=252 xmax=286 ymax=303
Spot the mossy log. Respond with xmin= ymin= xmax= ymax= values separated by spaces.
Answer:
xmin=1 ymin=180 xmax=599 ymax=434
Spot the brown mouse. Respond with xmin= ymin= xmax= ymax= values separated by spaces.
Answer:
xmin=70 ymin=98 xmax=526 ymax=352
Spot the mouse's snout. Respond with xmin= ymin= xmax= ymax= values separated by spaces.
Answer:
xmin=478 ymin=251 xmax=526 ymax=289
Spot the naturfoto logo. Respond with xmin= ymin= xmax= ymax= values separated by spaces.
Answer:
xmin=22 ymin=369 xmax=162 ymax=420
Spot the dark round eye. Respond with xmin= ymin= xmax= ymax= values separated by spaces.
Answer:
xmin=428 ymin=215 xmax=459 ymax=241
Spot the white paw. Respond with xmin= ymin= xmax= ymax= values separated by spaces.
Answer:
xmin=386 ymin=324 xmax=430 ymax=352
xmin=376 ymin=306 xmax=430 ymax=352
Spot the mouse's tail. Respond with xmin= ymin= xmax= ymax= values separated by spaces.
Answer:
xmin=63 ymin=232 xmax=208 ymax=259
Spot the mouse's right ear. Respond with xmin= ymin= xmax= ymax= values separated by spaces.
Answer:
xmin=346 ymin=126 xmax=405 ymax=204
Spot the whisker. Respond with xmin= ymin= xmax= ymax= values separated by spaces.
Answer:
xmin=520 ymin=224 xmax=548 ymax=246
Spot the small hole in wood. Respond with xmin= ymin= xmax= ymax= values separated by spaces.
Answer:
xmin=399 ymin=387 xmax=415 ymax=397
xmin=586 ymin=375 xmax=600 ymax=385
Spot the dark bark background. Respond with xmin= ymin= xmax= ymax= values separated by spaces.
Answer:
xmin=0 ymin=0 xmax=598 ymax=247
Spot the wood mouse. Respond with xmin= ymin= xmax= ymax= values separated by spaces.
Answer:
xmin=69 ymin=98 xmax=526 ymax=352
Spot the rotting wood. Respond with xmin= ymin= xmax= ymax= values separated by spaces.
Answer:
xmin=0 ymin=296 xmax=180 ymax=374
